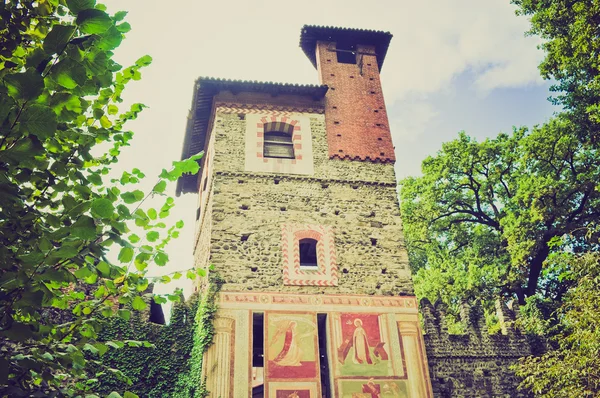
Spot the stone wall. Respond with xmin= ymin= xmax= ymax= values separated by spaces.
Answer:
xmin=420 ymin=299 xmax=543 ymax=398
xmin=196 ymin=110 xmax=414 ymax=296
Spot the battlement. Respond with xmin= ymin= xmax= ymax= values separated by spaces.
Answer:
xmin=420 ymin=298 xmax=543 ymax=397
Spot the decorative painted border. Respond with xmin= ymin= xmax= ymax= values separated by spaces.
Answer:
xmin=219 ymin=292 xmax=418 ymax=312
xmin=256 ymin=116 xmax=302 ymax=165
xmin=216 ymin=102 xmax=324 ymax=115
xmin=281 ymin=224 xmax=338 ymax=286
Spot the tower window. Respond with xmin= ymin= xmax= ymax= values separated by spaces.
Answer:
xmin=263 ymin=121 xmax=295 ymax=159
xmin=336 ymin=41 xmax=357 ymax=64
xmin=299 ymin=238 xmax=318 ymax=268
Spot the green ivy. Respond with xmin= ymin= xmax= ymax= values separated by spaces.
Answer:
xmin=91 ymin=276 xmax=222 ymax=398
xmin=91 ymin=293 xmax=199 ymax=397
xmin=172 ymin=276 xmax=221 ymax=398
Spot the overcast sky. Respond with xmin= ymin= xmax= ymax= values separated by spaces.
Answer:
xmin=101 ymin=0 xmax=558 ymax=305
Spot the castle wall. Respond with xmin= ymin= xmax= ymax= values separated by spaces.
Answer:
xmin=198 ymin=110 xmax=413 ymax=296
xmin=420 ymin=300 xmax=539 ymax=398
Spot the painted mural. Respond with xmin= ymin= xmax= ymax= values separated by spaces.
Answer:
xmin=275 ymin=389 xmax=311 ymax=398
xmin=266 ymin=312 xmax=318 ymax=379
xmin=268 ymin=381 xmax=319 ymax=398
xmin=339 ymin=379 xmax=409 ymax=398
xmin=335 ymin=313 xmax=393 ymax=377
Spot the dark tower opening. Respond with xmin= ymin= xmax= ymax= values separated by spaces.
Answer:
xmin=149 ymin=301 xmax=165 ymax=325
xmin=317 ymin=314 xmax=331 ymax=397
xmin=252 ymin=313 xmax=264 ymax=397
xmin=336 ymin=41 xmax=357 ymax=64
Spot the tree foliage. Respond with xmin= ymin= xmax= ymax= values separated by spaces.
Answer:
xmin=401 ymin=0 xmax=600 ymax=394
xmin=514 ymin=0 xmax=600 ymax=141
xmin=400 ymin=117 xmax=600 ymax=308
xmin=514 ymin=251 xmax=600 ymax=397
xmin=0 ymin=1 xmax=201 ymax=396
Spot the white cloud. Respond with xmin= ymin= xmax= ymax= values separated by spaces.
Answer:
xmin=390 ymin=101 xmax=438 ymax=143
xmin=380 ymin=0 xmax=544 ymax=102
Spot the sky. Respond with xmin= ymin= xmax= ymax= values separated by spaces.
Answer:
xmin=100 ymin=0 xmax=558 ymax=306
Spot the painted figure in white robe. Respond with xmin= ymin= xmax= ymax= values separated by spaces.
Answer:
xmin=352 ymin=318 xmax=373 ymax=364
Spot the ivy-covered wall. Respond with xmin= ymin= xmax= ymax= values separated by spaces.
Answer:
xmin=93 ymin=279 xmax=221 ymax=398
xmin=93 ymin=294 xmax=199 ymax=397
xmin=171 ymin=278 xmax=220 ymax=398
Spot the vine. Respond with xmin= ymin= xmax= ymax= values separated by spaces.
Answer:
xmin=172 ymin=275 xmax=222 ymax=398
xmin=91 ymin=293 xmax=199 ymax=397
xmin=90 ymin=275 xmax=222 ymax=397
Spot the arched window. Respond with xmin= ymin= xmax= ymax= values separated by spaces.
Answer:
xmin=263 ymin=121 xmax=295 ymax=159
xmin=299 ymin=238 xmax=318 ymax=268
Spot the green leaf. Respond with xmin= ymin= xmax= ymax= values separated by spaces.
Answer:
xmin=76 ymin=9 xmax=113 ymax=34
xmin=176 ymin=220 xmax=184 ymax=229
xmin=71 ymin=216 xmax=97 ymax=240
xmin=66 ymin=0 xmax=96 ymax=13
xmin=147 ymin=208 xmax=157 ymax=220
xmin=128 ymin=234 xmax=140 ymax=243
xmin=96 ymin=26 xmax=123 ymax=51
xmin=134 ymin=209 xmax=149 ymax=227
xmin=1 ymin=136 xmax=44 ymax=163
xmin=152 ymin=180 xmax=167 ymax=193
xmin=146 ymin=231 xmax=159 ymax=242
xmin=135 ymin=55 xmax=153 ymax=67
xmin=19 ymin=104 xmax=57 ymax=139
xmin=107 ymin=104 xmax=118 ymax=115
xmin=120 ymin=190 xmax=144 ymax=204
xmin=44 ymin=25 xmax=76 ymax=54
xmin=91 ymin=198 xmax=114 ymax=218
xmin=106 ymin=392 xmax=123 ymax=398
xmin=3 ymin=69 xmax=44 ymax=101
xmin=131 ymin=296 xmax=146 ymax=311
xmin=83 ymin=343 xmax=99 ymax=355
xmin=117 ymin=310 xmax=131 ymax=321
xmin=0 ymin=97 xmax=16 ymax=125
xmin=117 ymin=22 xmax=131 ymax=33
xmin=154 ymin=251 xmax=168 ymax=266
xmin=74 ymin=266 xmax=92 ymax=279
xmin=100 ymin=115 xmax=112 ymax=128
xmin=118 ymin=247 xmax=134 ymax=263
xmin=114 ymin=11 xmax=128 ymax=21
xmin=52 ymin=59 xmax=87 ymax=89
xmin=97 ymin=261 xmax=110 ymax=277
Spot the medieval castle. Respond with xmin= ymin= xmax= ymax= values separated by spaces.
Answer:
xmin=176 ymin=25 xmax=539 ymax=398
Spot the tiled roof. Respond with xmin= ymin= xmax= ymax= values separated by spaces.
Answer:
xmin=299 ymin=25 xmax=393 ymax=70
xmin=176 ymin=78 xmax=328 ymax=195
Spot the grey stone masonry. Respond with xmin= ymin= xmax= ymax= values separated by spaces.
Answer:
xmin=194 ymin=111 xmax=414 ymax=296
xmin=420 ymin=299 xmax=545 ymax=398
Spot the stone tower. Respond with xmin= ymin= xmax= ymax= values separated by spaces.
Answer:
xmin=177 ymin=25 xmax=433 ymax=398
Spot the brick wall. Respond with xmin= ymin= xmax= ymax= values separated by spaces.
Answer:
xmin=316 ymin=41 xmax=395 ymax=162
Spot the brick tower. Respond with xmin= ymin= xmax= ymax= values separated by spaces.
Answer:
xmin=177 ymin=25 xmax=433 ymax=398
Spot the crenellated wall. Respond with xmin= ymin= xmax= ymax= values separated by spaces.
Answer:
xmin=420 ymin=299 xmax=545 ymax=398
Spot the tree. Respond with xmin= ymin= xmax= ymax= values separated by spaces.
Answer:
xmin=0 ymin=1 xmax=201 ymax=396
xmin=513 ymin=0 xmax=600 ymax=143
xmin=400 ymin=115 xmax=600 ymax=310
xmin=514 ymin=251 xmax=600 ymax=397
